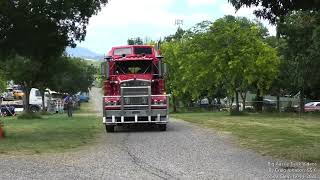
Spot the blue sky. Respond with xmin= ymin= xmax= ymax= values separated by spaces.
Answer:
xmin=79 ymin=0 xmax=275 ymax=54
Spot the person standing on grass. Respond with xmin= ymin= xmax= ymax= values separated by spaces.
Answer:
xmin=64 ymin=95 xmax=73 ymax=118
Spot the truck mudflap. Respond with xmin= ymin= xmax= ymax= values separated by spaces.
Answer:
xmin=102 ymin=91 xmax=169 ymax=125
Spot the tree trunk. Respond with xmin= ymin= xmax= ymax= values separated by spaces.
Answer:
xmin=40 ymin=88 xmax=46 ymax=113
xmin=23 ymin=86 xmax=31 ymax=113
xmin=172 ymin=95 xmax=177 ymax=113
xmin=299 ymin=89 xmax=305 ymax=113
xmin=276 ymin=94 xmax=280 ymax=112
xmin=235 ymin=90 xmax=240 ymax=112
xmin=256 ymin=88 xmax=263 ymax=112
xmin=240 ymin=91 xmax=247 ymax=111
xmin=229 ymin=96 xmax=234 ymax=112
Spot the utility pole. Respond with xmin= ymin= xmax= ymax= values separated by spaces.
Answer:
xmin=174 ymin=19 xmax=183 ymax=28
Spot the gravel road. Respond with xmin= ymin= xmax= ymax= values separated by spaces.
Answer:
xmin=0 ymin=87 xmax=318 ymax=180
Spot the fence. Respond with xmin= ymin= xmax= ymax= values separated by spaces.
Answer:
xmin=171 ymin=99 xmax=320 ymax=113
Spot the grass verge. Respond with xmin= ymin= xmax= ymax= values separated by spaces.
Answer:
xmin=0 ymin=103 xmax=102 ymax=155
xmin=172 ymin=112 xmax=320 ymax=163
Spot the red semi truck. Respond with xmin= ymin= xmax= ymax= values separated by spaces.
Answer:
xmin=101 ymin=45 xmax=169 ymax=132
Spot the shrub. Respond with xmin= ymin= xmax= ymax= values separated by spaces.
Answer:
xmin=264 ymin=107 xmax=277 ymax=113
xmin=230 ymin=109 xmax=248 ymax=116
xmin=244 ymin=107 xmax=255 ymax=112
xmin=283 ymin=106 xmax=297 ymax=113
xmin=17 ymin=112 xmax=42 ymax=119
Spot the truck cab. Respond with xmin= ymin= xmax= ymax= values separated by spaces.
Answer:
xmin=101 ymin=45 xmax=169 ymax=132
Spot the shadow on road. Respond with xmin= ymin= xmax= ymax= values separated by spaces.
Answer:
xmin=112 ymin=124 xmax=169 ymax=133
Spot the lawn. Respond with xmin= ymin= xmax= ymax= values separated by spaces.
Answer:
xmin=0 ymin=103 xmax=102 ymax=155
xmin=172 ymin=112 xmax=320 ymax=163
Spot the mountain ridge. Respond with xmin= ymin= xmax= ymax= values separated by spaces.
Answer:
xmin=66 ymin=46 xmax=103 ymax=61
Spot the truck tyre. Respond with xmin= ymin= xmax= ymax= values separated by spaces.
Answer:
xmin=159 ymin=124 xmax=167 ymax=131
xmin=105 ymin=125 xmax=115 ymax=133
xmin=30 ymin=106 xmax=40 ymax=113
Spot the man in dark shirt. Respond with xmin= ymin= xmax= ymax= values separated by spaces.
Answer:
xmin=64 ymin=95 xmax=73 ymax=117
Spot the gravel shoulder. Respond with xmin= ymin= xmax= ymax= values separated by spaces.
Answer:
xmin=0 ymin=87 xmax=318 ymax=180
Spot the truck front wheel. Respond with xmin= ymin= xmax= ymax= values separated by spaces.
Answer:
xmin=29 ymin=106 xmax=40 ymax=113
xmin=105 ymin=125 xmax=115 ymax=133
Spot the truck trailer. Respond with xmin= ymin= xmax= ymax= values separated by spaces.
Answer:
xmin=101 ymin=45 xmax=169 ymax=132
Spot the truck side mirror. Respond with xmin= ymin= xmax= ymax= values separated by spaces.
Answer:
xmin=101 ymin=62 xmax=109 ymax=79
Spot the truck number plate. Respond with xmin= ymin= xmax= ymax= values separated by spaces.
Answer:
xmin=132 ymin=111 xmax=140 ymax=114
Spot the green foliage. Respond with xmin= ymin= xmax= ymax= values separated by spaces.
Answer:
xmin=49 ymin=57 xmax=97 ymax=94
xmin=0 ymin=1 xmax=108 ymax=112
xmin=0 ymin=0 xmax=109 ymax=59
xmin=279 ymin=11 xmax=320 ymax=99
xmin=228 ymin=0 xmax=320 ymax=23
xmin=162 ymin=16 xmax=280 ymax=110
xmin=127 ymin=37 xmax=143 ymax=45
xmin=0 ymin=70 xmax=6 ymax=92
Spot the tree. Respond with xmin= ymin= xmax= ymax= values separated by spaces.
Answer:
xmin=278 ymin=11 xmax=320 ymax=112
xmin=49 ymin=57 xmax=96 ymax=95
xmin=0 ymin=70 xmax=6 ymax=94
xmin=0 ymin=0 xmax=109 ymax=112
xmin=208 ymin=16 xmax=279 ymax=112
xmin=127 ymin=37 xmax=144 ymax=45
xmin=162 ymin=17 xmax=279 ymax=113
xmin=228 ymin=0 xmax=320 ymax=23
xmin=0 ymin=0 xmax=109 ymax=58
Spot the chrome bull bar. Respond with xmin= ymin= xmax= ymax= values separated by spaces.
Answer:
xmin=102 ymin=86 xmax=169 ymax=124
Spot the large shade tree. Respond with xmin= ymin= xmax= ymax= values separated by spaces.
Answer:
xmin=278 ymin=11 xmax=320 ymax=111
xmin=162 ymin=16 xmax=280 ymax=113
xmin=0 ymin=0 xmax=108 ymax=111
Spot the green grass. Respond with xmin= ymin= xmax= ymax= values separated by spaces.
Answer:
xmin=172 ymin=112 xmax=320 ymax=163
xmin=0 ymin=103 xmax=102 ymax=155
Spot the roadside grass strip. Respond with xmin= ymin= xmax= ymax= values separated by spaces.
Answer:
xmin=172 ymin=112 xmax=320 ymax=163
xmin=0 ymin=103 xmax=102 ymax=155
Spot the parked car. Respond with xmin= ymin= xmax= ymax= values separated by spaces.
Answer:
xmin=305 ymin=102 xmax=320 ymax=112
xmin=77 ymin=91 xmax=90 ymax=102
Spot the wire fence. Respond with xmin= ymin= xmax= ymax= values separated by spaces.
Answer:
xmin=172 ymin=99 xmax=320 ymax=113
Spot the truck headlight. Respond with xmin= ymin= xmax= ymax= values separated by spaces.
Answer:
xmin=106 ymin=101 xmax=118 ymax=106
xmin=152 ymin=100 xmax=165 ymax=105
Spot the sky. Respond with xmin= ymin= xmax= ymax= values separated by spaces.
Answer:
xmin=78 ymin=0 xmax=276 ymax=54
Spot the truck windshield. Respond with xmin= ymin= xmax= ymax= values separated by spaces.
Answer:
xmin=116 ymin=61 xmax=152 ymax=74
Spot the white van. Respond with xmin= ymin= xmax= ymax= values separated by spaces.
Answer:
xmin=29 ymin=88 xmax=49 ymax=112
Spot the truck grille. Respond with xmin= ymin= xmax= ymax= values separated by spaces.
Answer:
xmin=123 ymin=97 xmax=148 ymax=105
xmin=122 ymin=86 xmax=149 ymax=96
xmin=121 ymin=85 xmax=150 ymax=110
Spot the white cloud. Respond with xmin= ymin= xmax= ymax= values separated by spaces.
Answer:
xmin=88 ymin=0 xmax=176 ymax=28
xmin=187 ymin=0 xmax=216 ymax=7
xmin=81 ymin=0 xmax=215 ymax=52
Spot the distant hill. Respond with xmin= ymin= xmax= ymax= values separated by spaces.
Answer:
xmin=66 ymin=46 xmax=103 ymax=61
